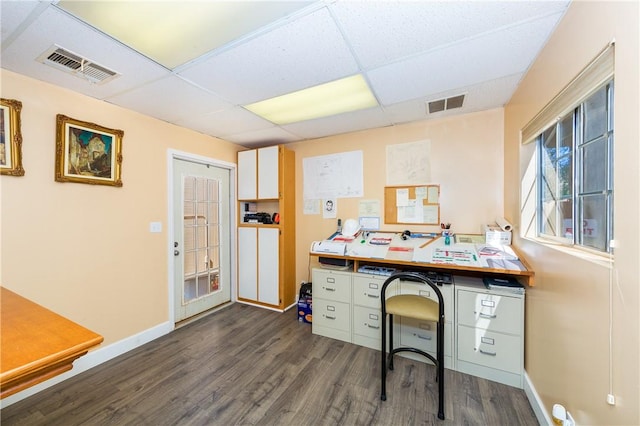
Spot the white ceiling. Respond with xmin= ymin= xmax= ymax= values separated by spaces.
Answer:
xmin=0 ymin=1 xmax=570 ymax=148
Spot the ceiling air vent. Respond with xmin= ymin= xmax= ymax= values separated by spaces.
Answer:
xmin=427 ymin=94 xmax=465 ymax=114
xmin=37 ymin=45 xmax=119 ymax=85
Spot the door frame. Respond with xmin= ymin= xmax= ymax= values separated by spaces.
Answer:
xmin=167 ymin=149 xmax=237 ymax=325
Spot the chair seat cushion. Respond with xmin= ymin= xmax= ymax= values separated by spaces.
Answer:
xmin=386 ymin=295 xmax=440 ymax=322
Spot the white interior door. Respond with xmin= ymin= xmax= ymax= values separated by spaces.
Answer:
xmin=173 ymin=158 xmax=231 ymax=322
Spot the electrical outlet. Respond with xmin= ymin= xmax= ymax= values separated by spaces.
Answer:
xmin=607 ymin=393 xmax=616 ymax=405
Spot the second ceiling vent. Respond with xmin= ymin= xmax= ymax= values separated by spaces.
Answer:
xmin=427 ymin=94 xmax=465 ymax=114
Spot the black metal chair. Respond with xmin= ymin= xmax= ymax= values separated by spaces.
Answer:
xmin=380 ymin=271 xmax=445 ymax=420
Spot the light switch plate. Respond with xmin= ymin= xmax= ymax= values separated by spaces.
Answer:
xmin=149 ymin=222 xmax=162 ymax=233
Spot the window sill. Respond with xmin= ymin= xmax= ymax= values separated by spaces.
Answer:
xmin=523 ymin=236 xmax=613 ymax=268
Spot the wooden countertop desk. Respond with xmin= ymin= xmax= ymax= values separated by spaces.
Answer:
xmin=310 ymin=233 xmax=535 ymax=286
xmin=1 ymin=287 xmax=103 ymax=398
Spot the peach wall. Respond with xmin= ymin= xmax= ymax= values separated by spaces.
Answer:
xmin=289 ymin=108 xmax=505 ymax=285
xmin=0 ymin=69 xmax=242 ymax=345
xmin=505 ymin=1 xmax=639 ymax=425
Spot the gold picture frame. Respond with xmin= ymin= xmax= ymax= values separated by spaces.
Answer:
xmin=0 ymin=98 xmax=25 ymax=176
xmin=55 ymin=114 xmax=123 ymax=187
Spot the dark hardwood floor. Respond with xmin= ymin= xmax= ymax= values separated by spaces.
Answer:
xmin=1 ymin=303 xmax=538 ymax=425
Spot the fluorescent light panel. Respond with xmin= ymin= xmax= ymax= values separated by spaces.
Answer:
xmin=57 ymin=1 xmax=313 ymax=69
xmin=245 ymin=75 xmax=378 ymax=125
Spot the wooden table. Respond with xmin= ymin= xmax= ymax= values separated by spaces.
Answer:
xmin=0 ymin=287 xmax=103 ymax=398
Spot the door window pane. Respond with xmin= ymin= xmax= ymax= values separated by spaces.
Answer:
xmin=182 ymin=175 xmax=222 ymax=303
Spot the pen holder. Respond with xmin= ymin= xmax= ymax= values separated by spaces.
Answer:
xmin=442 ymin=230 xmax=452 ymax=245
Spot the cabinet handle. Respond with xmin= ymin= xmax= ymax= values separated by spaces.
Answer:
xmin=479 ymin=349 xmax=497 ymax=356
xmin=367 ymin=294 xmax=379 ymax=298
xmin=475 ymin=311 xmax=497 ymax=319
xmin=325 ymin=315 xmax=336 ymax=320
xmin=416 ymin=334 xmax=432 ymax=341
xmin=324 ymin=287 xmax=336 ymax=292
xmin=367 ymin=324 xmax=380 ymax=329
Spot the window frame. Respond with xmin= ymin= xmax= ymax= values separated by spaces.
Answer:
xmin=535 ymin=80 xmax=614 ymax=254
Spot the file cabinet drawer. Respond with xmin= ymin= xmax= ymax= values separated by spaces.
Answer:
xmin=353 ymin=274 xmax=385 ymax=308
xmin=353 ymin=305 xmax=382 ymax=339
xmin=398 ymin=317 xmax=453 ymax=357
xmin=457 ymin=324 xmax=521 ymax=373
xmin=457 ymin=290 xmax=521 ymax=334
xmin=313 ymin=299 xmax=350 ymax=332
xmin=312 ymin=270 xmax=351 ymax=302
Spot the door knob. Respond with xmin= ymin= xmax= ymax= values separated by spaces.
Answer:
xmin=174 ymin=250 xmax=180 ymax=256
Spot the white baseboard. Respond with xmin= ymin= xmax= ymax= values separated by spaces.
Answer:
xmin=1 ymin=320 xmax=173 ymax=409
xmin=524 ymin=370 xmax=552 ymax=425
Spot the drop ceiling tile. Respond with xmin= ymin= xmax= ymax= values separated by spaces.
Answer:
xmin=1 ymin=0 xmax=43 ymax=43
xmin=178 ymin=7 xmax=360 ymax=105
xmin=281 ymin=106 xmax=392 ymax=139
xmin=383 ymin=73 xmax=524 ymax=125
xmin=459 ymin=74 xmax=524 ymax=111
xmin=174 ymin=106 xmax=274 ymax=137
xmin=331 ymin=0 xmax=570 ymax=68
xmin=105 ymin=76 xmax=233 ymax=123
xmin=56 ymin=1 xmax=316 ymax=69
xmin=1 ymin=6 xmax=169 ymax=100
xmin=223 ymin=127 xmax=302 ymax=149
xmin=368 ymin=12 xmax=565 ymax=106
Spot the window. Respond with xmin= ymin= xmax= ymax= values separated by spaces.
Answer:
xmin=537 ymin=81 xmax=614 ymax=253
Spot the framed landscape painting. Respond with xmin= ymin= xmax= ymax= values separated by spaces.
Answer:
xmin=0 ymin=98 xmax=25 ymax=176
xmin=55 ymin=114 xmax=123 ymax=186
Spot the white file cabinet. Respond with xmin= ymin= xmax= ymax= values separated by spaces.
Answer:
xmin=312 ymin=269 xmax=352 ymax=343
xmin=310 ymin=268 xmax=525 ymax=388
xmin=388 ymin=277 xmax=455 ymax=369
xmin=352 ymin=273 xmax=386 ymax=350
xmin=455 ymin=276 xmax=524 ymax=388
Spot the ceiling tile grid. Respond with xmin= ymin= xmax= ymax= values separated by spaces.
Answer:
xmin=0 ymin=0 xmax=571 ymax=148
xmin=329 ymin=1 xmax=569 ymax=69
xmin=367 ymin=11 xmax=567 ymax=106
xmin=1 ymin=6 xmax=170 ymax=100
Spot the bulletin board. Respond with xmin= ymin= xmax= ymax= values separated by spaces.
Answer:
xmin=384 ymin=184 xmax=440 ymax=225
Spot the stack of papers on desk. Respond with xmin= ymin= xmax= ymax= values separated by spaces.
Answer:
xmin=348 ymin=244 xmax=389 ymax=259
xmin=475 ymin=244 xmax=525 ymax=270
xmin=430 ymin=247 xmax=481 ymax=266
xmin=310 ymin=241 xmax=347 ymax=255
xmin=476 ymin=244 xmax=518 ymax=260
xmin=483 ymin=277 xmax=525 ymax=294
xmin=411 ymin=240 xmax=525 ymax=272
xmin=412 ymin=243 xmax=481 ymax=266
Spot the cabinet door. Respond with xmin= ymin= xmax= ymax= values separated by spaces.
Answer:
xmin=238 ymin=227 xmax=257 ymax=300
xmin=257 ymin=146 xmax=279 ymax=199
xmin=258 ymin=227 xmax=279 ymax=305
xmin=238 ymin=150 xmax=257 ymax=200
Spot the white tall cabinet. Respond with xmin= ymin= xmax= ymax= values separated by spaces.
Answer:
xmin=237 ymin=145 xmax=295 ymax=311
